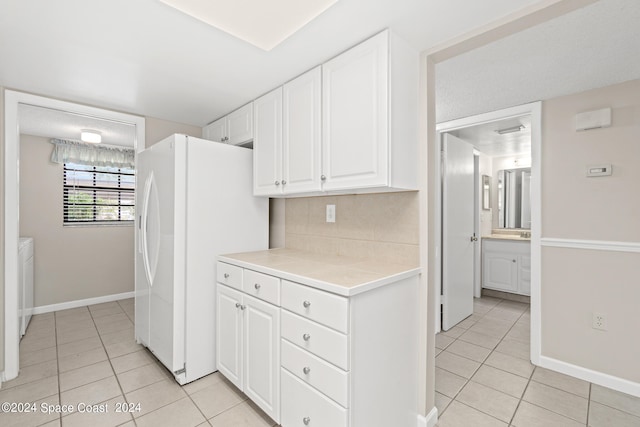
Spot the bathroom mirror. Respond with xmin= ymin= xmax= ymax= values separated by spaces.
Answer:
xmin=482 ymin=175 xmax=491 ymax=210
xmin=497 ymin=167 xmax=531 ymax=229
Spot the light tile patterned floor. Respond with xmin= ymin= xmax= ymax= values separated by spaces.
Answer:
xmin=0 ymin=299 xmax=276 ymax=427
xmin=4 ymin=297 xmax=640 ymax=426
xmin=435 ymin=296 xmax=640 ymax=427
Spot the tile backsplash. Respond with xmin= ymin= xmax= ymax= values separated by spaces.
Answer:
xmin=285 ymin=191 xmax=419 ymax=266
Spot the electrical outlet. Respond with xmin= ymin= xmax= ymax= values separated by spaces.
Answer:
xmin=592 ymin=313 xmax=607 ymax=331
xmin=326 ymin=204 xmax=336 ymax=223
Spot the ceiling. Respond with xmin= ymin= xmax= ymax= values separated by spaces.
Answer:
xmin=3 ymin=1 xmax=639 ymax=136
xmin=0 ymin=0 xmax=543 ymax=126
xmin=18 ymin=104 xmax=136 ymax=147
xmin=436 ymin=0 xmax=640 ymax=123
xmin=449 ymin=116 xmax=531 ymax=157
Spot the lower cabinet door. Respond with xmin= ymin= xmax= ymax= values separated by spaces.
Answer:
xmin=244 ymin=294 xmax=280 ymax=422
xmin=483 ymin=251 xmax=518 ymax=293
xmin=216 ymin=284 xmax=243 ymax=389
xmin=281 ymin=369 xmax=347 ymax=427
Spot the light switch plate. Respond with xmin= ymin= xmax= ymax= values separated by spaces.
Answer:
xmin=586 ymin=164 xmax=612 ymax=177
xmin=326 ymin=204 xmax=336 ymax=223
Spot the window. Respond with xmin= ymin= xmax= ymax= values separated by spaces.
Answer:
xmin=63 ymin=163 xmax=135 ymax=224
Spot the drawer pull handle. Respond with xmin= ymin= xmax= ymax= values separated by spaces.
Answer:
xmin=303 ymin=367 xmax=311 ymax=375
xmin=224 ymin=273 xmax=229 ymax=279
xmin=303 ymin=333 xmax=311 ymax=341
xmin=303 ymin=417 xmax=311 ymax=425
xmin=303 ymin=300 xmax=311 ymax=308
xmin=254 ymin=283 xmax=261 ymax=290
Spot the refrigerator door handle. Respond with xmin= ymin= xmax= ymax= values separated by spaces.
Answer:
xmin=141 ymin=172 xmax=154 ymax=287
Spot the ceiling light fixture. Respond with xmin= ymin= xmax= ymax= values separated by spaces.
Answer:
xmin=495 ymin=125 xmax=525 ymax=135
xmin=158 ymin=0 xmax=339 ymax=51
xmin=80 ymin=130 xmax=102 ymax=144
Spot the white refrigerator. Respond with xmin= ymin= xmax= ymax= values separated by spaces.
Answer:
xmin=135 ymin=134 xmax=268 ymax=384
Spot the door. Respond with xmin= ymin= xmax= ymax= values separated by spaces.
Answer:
xmin=203 ymin=117 xmax=226 ymax=142
xmin=244 ymin=294 xmax=280 ymax=422
xmin=135 ymin=150 xmax=151 ymax=347
xmin=483 ymin=251 xmax=518 ymax=292
xmin=253 ymin=87 xmax=283 ymax=196
xmin=142 ymin=139 xmax=185 ymax=373
xmin=322 ymin=30 xmax=388 ymax=191
xmin=442 ymin=133 xmax=475 ymax=330
xmin=217 ymin=284 xmax=244 ymax=389
xmin=227 ymin=103 xmax=253 ymax=145
xmin=282 ymin=66 xmax=322 ymax=194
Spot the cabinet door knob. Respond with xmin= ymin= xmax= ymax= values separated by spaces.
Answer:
xmin=512 ymin=259 xmax=516 ymax=263
xmin=303 ymin=333 xmax=311 ymax=341
xmin=303 ymin=417 xmax=311 ymax=425
xmin=240 ymin=304 xmax=246 ymax=310
xmin=235 ymin=302 xmax=241 ymax=308
xmin=224 ymin=273 xmax=229 ymax=278
xmin=282 ymin=180 xmax=287 ymax=185
xmin=320 ymin=175 xmax=326 ymax=181
xmin=303 ymin=367 xmax=311 ymax=375
xmin=303 ymin=300 xmax=311 ymax=308
xmin=254 ymin=283 xmax=261 ymax=290
xmin=275 ymin=180 xmax=280 ymax=186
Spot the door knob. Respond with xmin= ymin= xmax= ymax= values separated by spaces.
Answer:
xmin=470 ymin=236 xmax=478 ymax=242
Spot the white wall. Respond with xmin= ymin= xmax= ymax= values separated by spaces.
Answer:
xmin=541 ymin=79 xmax=640 ymax=386
xmin=19 ymin=118 xmax=202 ymax=308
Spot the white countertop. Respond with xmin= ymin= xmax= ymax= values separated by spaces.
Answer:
xmin=218 ymin=248 xmax=421 ymax=297
xmin=482 ymin=234 xmax=531 ymax=242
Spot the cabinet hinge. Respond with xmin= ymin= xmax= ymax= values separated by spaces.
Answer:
xmin=174 ymin=365 xmax=186 ymax=376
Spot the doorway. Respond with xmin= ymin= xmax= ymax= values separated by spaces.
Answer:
xmin=434 ymin=102 xmax=541 ymax=365
xmin=3 ymin=91 xmax=145 ymax=381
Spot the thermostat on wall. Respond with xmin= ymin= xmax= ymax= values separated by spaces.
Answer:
xmin=586 ymin=164 xmax=612 ymax=177
xmin=575 ymin=108 xmax=611 ymax=131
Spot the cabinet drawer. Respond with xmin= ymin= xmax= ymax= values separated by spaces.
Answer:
xmin=281 ymin=339 xmax=349 ymax=407
xmin=217 ymin=262 xmax=243 ymax=290
xmin=281 ymin=280 xmax=348 ymax=333
xmin=281 ymin=310 xmax=348 ymax=370
xmin=281 ymin=368 xmax=347 ymax=427
xmin=243 ymin=269 xmax=280 ymax=305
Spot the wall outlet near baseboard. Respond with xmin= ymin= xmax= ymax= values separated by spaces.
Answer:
xmin=592 ymin=313 xmax=607 ymax=331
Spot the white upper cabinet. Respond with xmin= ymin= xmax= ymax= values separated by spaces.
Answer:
xmin=254 ymin=67 xmax=322 ymax=197
xmin=203 ymin=102 xmax=253 ymax=145
xmin=253 ymin=88 xmax=283 ymax=196
xmin=227 ymin=103 xmax=253 ymax=145
xmin=322 ymin=30 xmax=418 ymax=192
xmin=203 ymin=117 xmax=226 ymax=142
xmin=282 ymin=67 xmax=322 ymax=194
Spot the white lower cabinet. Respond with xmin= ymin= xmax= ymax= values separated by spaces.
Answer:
xmin=216 ymin=282 xmax=280 ymax=422
xmin=482 ymin=239 xmax=531 ymax=295
xmin=217 ymin=260 xmax=419 ymax=427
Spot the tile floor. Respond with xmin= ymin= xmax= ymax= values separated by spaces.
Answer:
xmin=4 ymin=297 xmax=639 ymax=427
xmin=0 ymin=299 xmax=276 ymax=427
xmin=435 ymin=296 xmax=640 ymax=427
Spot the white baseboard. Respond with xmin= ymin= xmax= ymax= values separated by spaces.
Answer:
xmin=417 ymin=406 xmax=438 ymax=427
xmin=539 ymin=355 xmax=640 ymax=398
xmin=31 ymin=291 xmax=134 ymax=315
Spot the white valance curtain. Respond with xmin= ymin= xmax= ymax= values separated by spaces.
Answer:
xmin=50 ymin=139 xmax=135 ymax=169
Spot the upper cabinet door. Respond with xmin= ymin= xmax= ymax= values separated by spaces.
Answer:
xmin=282 ymin=67 xmax=322 ymax=194
xmin=203 ymin=117 xmax=226 ymax=143
xmin=253 ymin=88 xmax=283 ymax=196
xmin=322 ymin=31 xmax=389 ymax=191
xmin=227 ymin=103 xmax=254 ymax=145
